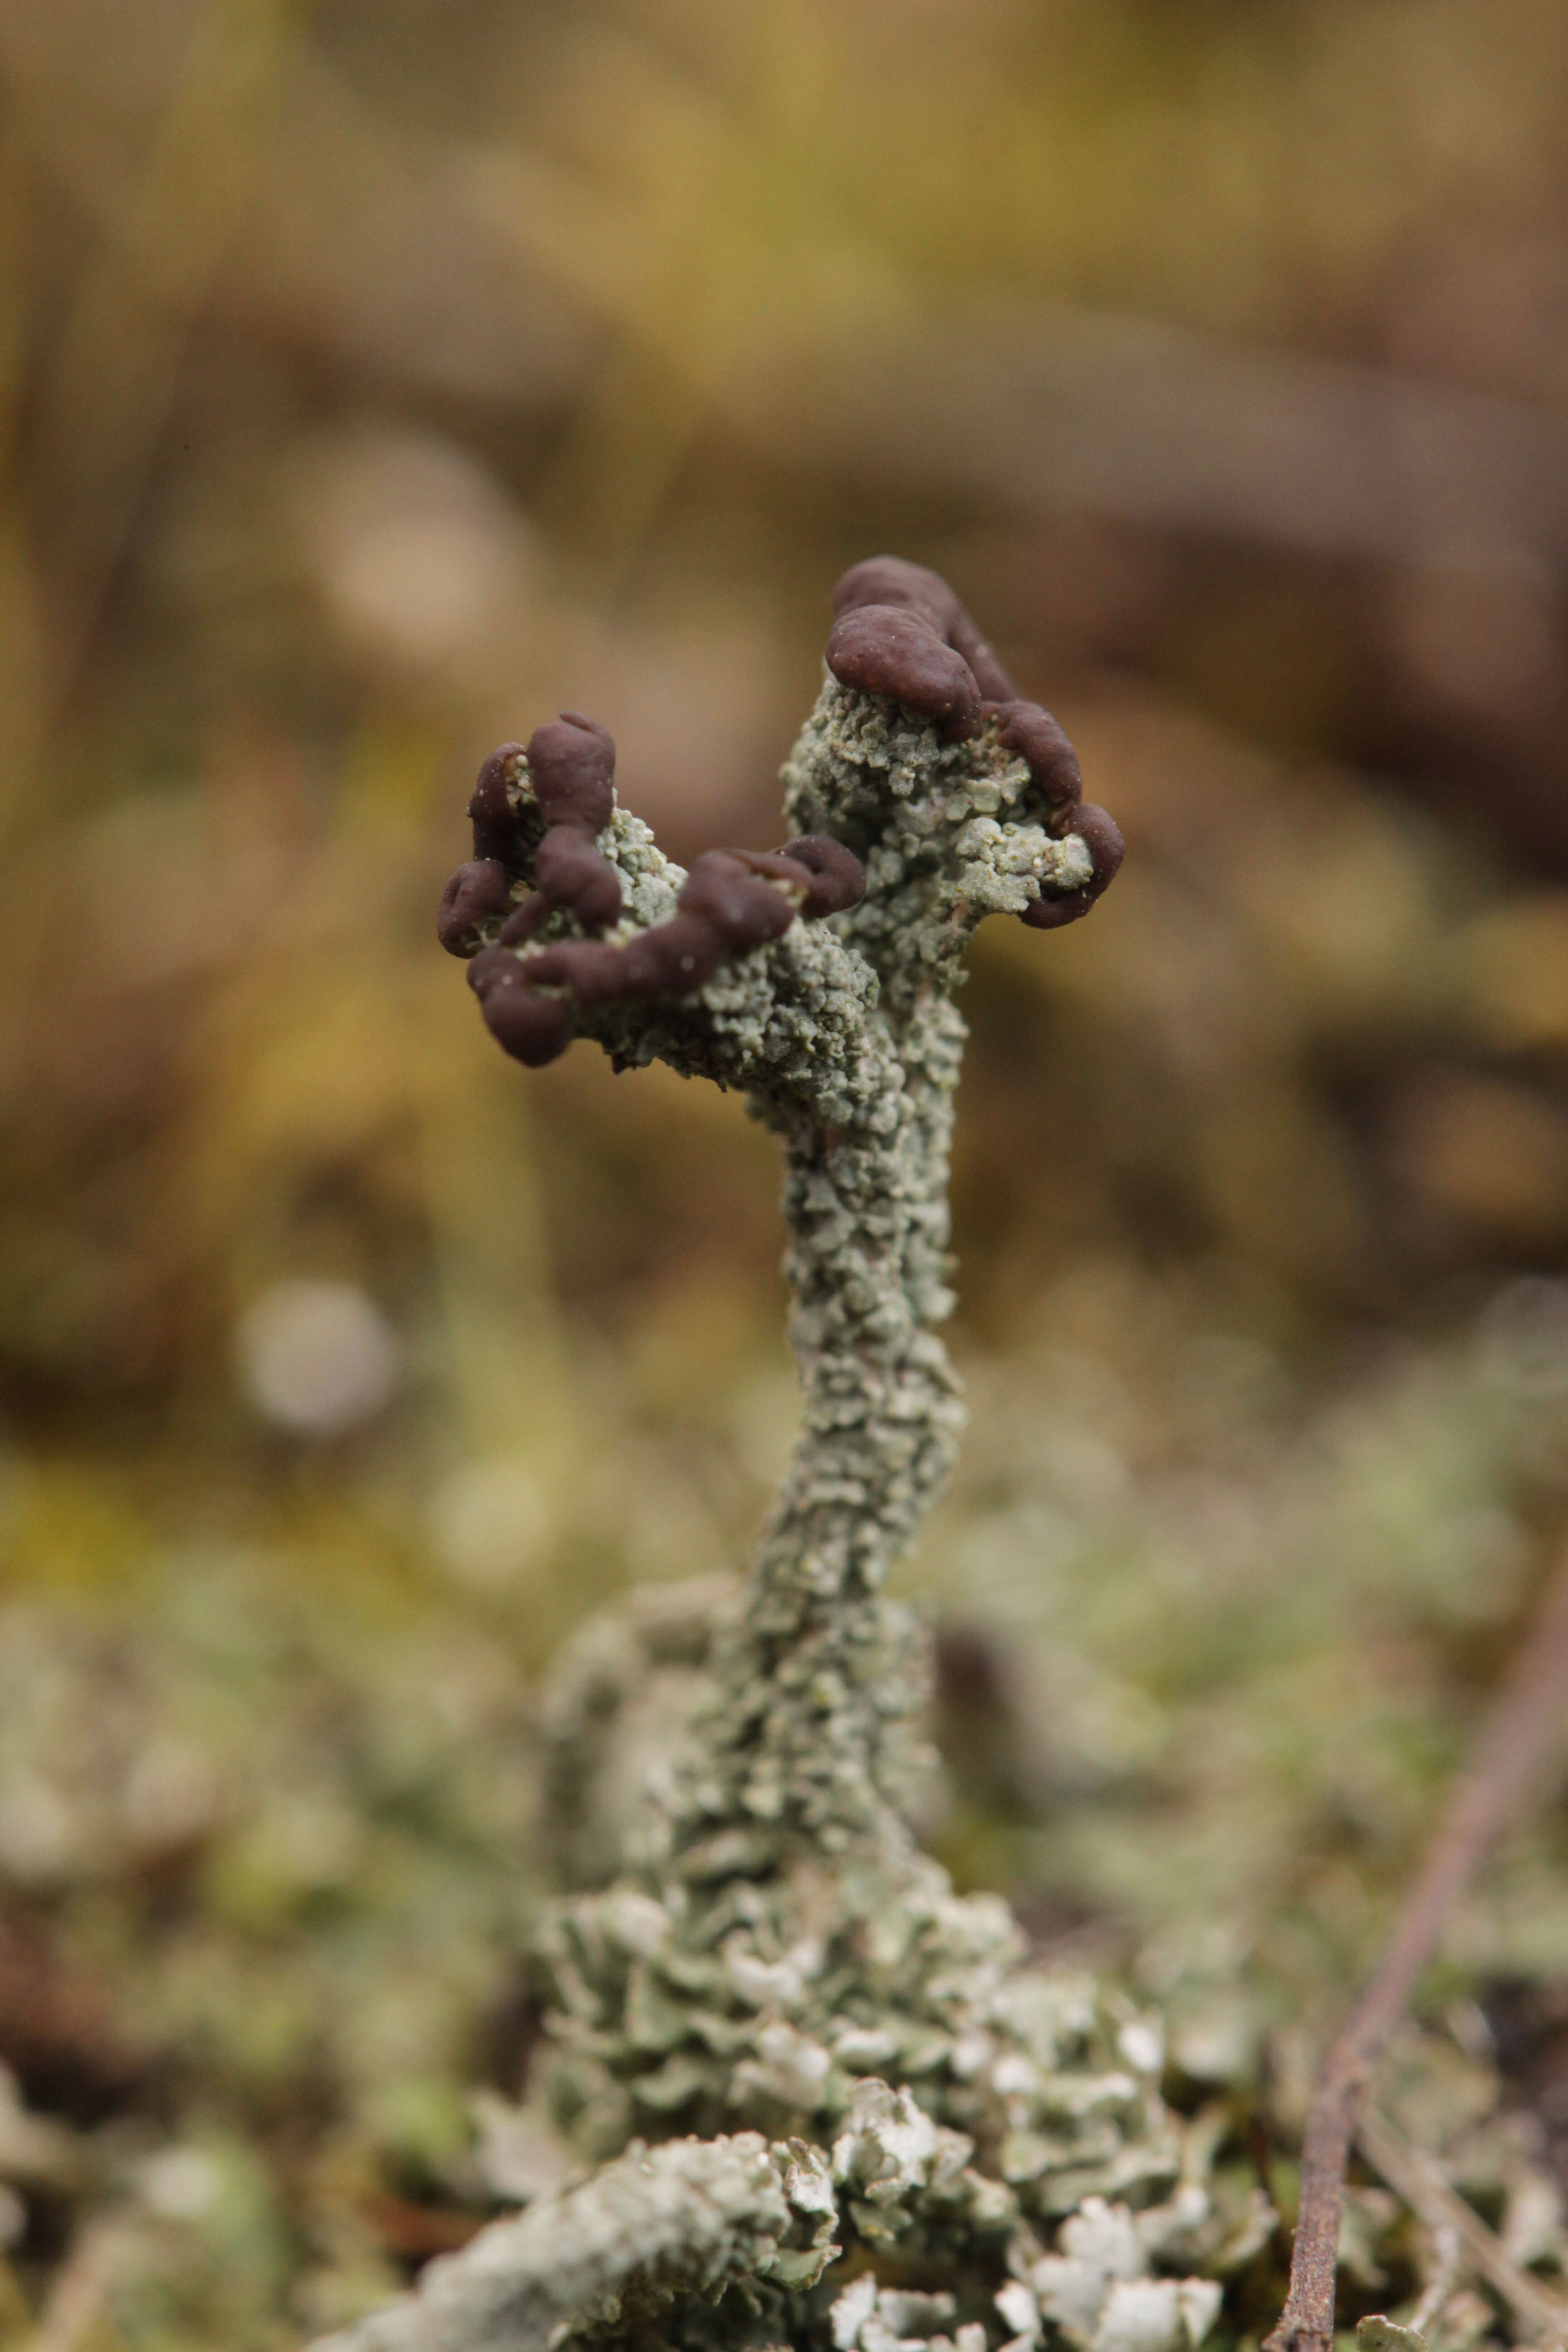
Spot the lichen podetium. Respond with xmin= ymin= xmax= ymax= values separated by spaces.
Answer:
xmin=316 ymin=563 xmax=1267 ymax=2352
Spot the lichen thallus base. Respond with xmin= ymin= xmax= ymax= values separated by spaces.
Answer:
xmin=313 ymin=563 xmax=1264 ymax=2352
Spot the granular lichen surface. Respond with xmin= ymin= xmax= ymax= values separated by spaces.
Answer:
xmin=304 ymin=564 xmax=1565 ymax=2352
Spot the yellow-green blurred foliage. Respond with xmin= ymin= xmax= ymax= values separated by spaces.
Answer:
xmin=5 ymin=0 xmax=1568 ymax=2342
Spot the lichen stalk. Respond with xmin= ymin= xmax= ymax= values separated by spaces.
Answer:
xmin=511 ymin=671 xmax=1120 ymax=2161
xmin=306 ymin=565 xmax=1568 ymax=2352
xmin=681 ymin=684 xmax=1053 ymax=1858
xmin=309 ymin=566 xmax=1241 ymax=2352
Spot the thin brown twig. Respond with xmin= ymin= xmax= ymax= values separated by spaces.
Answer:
xmin=1264 ymin=1545 xmax=1568 ymax=2352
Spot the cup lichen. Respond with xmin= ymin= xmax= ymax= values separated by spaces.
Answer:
xmin=308 ymin=563 xmax=1259 ymax=2352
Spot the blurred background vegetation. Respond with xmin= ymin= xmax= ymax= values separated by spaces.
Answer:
xmin=5 ymin=0 xmax=1568 ymax=2343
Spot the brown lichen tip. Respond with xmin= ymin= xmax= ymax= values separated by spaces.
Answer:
xmin=978 ymin=691 xmax=1121 ymax=927
xmin=490 ymin=833 xmax=865 ymax=1055
xmin=825 ymin=605 xmax=982 ymax=742
xmin=777 ymin=834 xmax=866 ymax=917
xmin=990 ymin=700 xmax=1083 ymax=822
xmin=1021 ymin=801 xmax=1125 ymax=930
xmin=452 ymin=720 xmax=870 ymax=1060
xmin=439 ymin=720 xmax=622 ymax=961
xmin=526 ymin=713 xmax=616 ymax=835
xmin=617 ymin=913 xmax=724 ymax=997
xmin=437 ymin=858 xmax=514 ymax=958
xmin=535 ymin=827 xmax=622 ymax=931
xmin=832 ymin=555 xmax=1018 ymax=703
xmin=445 ymin=555 xmax=1120 ymax=1075
xmin=466 ymin=946 xmax=574 ymax=1067
xmin=677 ymin=853 xmax=798 ymax=949
xmin=468 ymin=743 xmax=527 ymax=864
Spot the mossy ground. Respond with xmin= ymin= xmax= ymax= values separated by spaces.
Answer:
xmin=3 ymin=1288 xmax=1565 ymax=2348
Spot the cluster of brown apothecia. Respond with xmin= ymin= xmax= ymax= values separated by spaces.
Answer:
xmin=436 ymin=558 xmax=1123 ymax=1067
xmin=823 ymin=557 xmax=1123 ymax=929
xmin=437 ymin=706 xmax=866 ymax=1068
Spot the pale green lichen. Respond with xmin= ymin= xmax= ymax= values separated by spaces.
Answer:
xmin=312 ymin=2129 xmax=838 ymax=2352
xmin=310 ymin=664 xmax=1227 ymax=2352
xmin=304 ymin=661 xmax=1562 ymax=2352
xmin=576 ymin=684 xmax=1091 ymax=1857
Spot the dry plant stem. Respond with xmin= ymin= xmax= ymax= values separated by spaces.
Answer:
xmin=1405 ymin=2219 xmax=1461 ymax=2339
xmin=1264 ymin=1548 xmax=1568 ymax=2352
xmin=1356 ymin=2108 xmax=1568 ymax=2349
